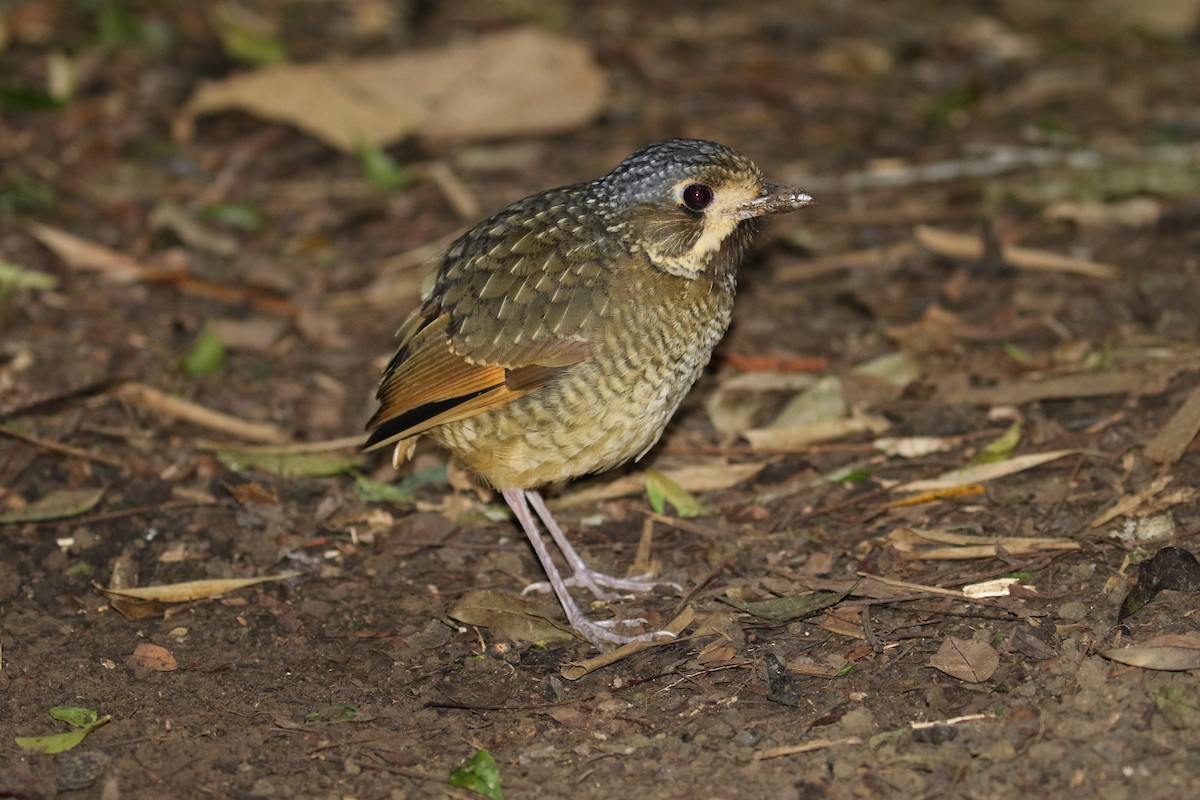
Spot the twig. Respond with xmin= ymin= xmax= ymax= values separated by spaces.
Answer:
xmin=0 ymin=425 xmax=125 ymax=468
xmin=560 ymin=606 xmax=695 ymax=680
xmin=115 ymin=382 xmax=291 ymax=444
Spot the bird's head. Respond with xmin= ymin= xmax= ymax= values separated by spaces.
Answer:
xmin=593 ymin=139 xmax=812 ymax=279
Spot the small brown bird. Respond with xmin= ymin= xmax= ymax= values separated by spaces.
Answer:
xmin=365 ymin=139 xmax=811 ymax=648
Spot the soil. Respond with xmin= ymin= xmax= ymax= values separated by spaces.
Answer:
xmin=4 ymin=2 xmax=1200 ymax=798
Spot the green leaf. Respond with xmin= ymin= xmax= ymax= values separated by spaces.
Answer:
xmin=15 ymin=729 xmax=89 ymax=754
xmin=834 ymin=468 xmax=874 ymax=484
xmin=211 ymin=5 xmax=287 ymax=66
xmin=644 ymin=469 xmax=706 ymax=517
xmin=201 ymin=202 xmax=265 ymax=231
xmin=723 ymin=590 xmax=846 ymax=623
xmin=218 ymin=451 xmax=363 ymax=478
xmin=15 ymin=706 xmax=110 ymax=754
xmin=358 ymin=144 xmax=415 ymax=191
xmin=49 ymin=706 xmax=101 ymax=728
xmin=354 ymin=464 xmax=448 ymax=504
xmin=973 ymin=422 xmax=1021 ymax=464
xmin=182 ymin=329 xmax=226 ymax=377
xmin=0 ymin=86 xmax=65 ymax=112
xmin=449 ymin=749 xmax=503 ymax=800
xmin=0 ymin=260 xmax=59 ymax=301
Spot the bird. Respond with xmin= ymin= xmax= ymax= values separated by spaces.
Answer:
xmin=364 ymin=138 xmax=812 ymax=649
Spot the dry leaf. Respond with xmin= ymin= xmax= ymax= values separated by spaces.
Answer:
xmin=95 ymin=572 xmax=299 ymax=603
xmin=915 ymin=224 xmax=1121 ymax=278
xmin=128 ymin=643 xmax=178 ymax=672
xmin=873 ymin=436 xmax=958 ymax=458
xmin=942 ymin=361 xmax=1190 ymax=406
xmin=1045 ymin=198 xmax=1161 ymax=230
xmin=448 ymin=589 xmax=576 ymax=644
xmin=704 ymin=371 xmax=816 ymax=436
xmin=178 ymin=28 xmax=607 ymax=152
xmin=1144 ymin=383 xmax=1200 ymax=465
xmin=880 ymin=526 xmax=1080 ymax=560
xmin=0 ymin=487 xmax=105 ymax=524
xmin=26 ymin=221 xmax=153 ymax=282
xmin=929 ymin=637 xmax=999 ymax=682
xmin=744 ymin=412 xmax=890 ymax=449
xmin=554 ymin=463 xmax=765 ymax=509
xmin=962 ymin=578 xmax=1025 ymax=598
xmin=898 ymin=449 xmax=1076 ymax=493
xmin=1102 ymin=634 xmax=1200 ymax=671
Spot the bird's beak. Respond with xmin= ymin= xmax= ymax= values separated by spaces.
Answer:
xmin=736 ymin=181 xmax=814 ymax=220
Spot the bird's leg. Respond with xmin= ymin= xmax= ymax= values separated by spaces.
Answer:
xmin=524 ymin=490 xmax=683 ymax=599
xmin=502 ymin=489 xmax=672 ymax=648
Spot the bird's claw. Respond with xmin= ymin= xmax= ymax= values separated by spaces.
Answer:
xmin=522 ymin=570 xmax=681 ymax=601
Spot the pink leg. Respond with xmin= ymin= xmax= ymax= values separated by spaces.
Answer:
xmin=501 ymin=489 xmax=675 ymax=649
xmin=525 ymin=491 xmax=682 ymax=599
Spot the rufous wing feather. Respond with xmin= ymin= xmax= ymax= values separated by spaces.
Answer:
xmin=363 ymin=312 xmax=586 ymax=456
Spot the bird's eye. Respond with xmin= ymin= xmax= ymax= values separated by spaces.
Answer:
xmin=681 ymin=183 xmax=714 ymax=212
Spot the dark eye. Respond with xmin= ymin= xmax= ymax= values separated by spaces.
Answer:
xmin=681 ymin=183 xmax=713 ymax=212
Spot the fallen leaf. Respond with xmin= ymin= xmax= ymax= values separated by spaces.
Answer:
xmin=1144 ymin=383 xmax=1200 ymax=465
xmin=25 ymin=220 xmax=152 ymax=282
xmin=704 ymin=371 xmax=816 ymax=436
xmin=929 ymin=637 xmax=999 ymax=683
xmin=218 ymin=449 xmax=362 ymax=477
xmin=0 ymin=259 xmax=58 ymax=295
xmin=852 ymin=352 xmax=921 ymax=388
xmin=15 ymin=706 xmax=110 ymax=755
xmin=224 ymin=481 xmax=279 ymax=506
xmin=644 ymin=469 xmax=706 ymax=517
xmin=1045 ymin=197 xmax=1161 ymax=230
xmin=449 ymin=749 xmax=503 ymax=800
xmin=181 ymin=328 xmax=226 ymax=377
xmin=961 ymin=578 xmax=1025 ymax=598
xmin=879 ymin=526 xmax=1079 ymax=560
xmin=722 ymin=590 xmax=846 ymax=623
xmin=94 ymin=572 xmax=299 ymax=603
xmin=554 ymin=463 xmax=765 ymax=509
xmin=1102 ymin=634 xmax=1200 ymax=671
xmin=1092 ymin=474 xmax=1173 ymax=527
xmin=973 ymin=421 xmax=1021 ymax=463
xmin=0 ymin=487 xmax=105 ymax=524
xmin=127 ymin=642 xmax=178 ymax=672
xmin=448 ymin=589 xmax=575 ymax=644
xmin=178 ymin=28 xmax=606 ymax=152
xmin=872 ymin=436 xmax=959 ymax=458
xmin=744 ymin=412 xmax=890 ymax=449
xmin=915 ymin=224 xmax=1121 ymax=278
xmin=766 ymin=375 xmax=847 ymax=429
xmin=942 ymin=361 xmax=1190 ymax=405
xmin=209 ymin=2 xmax=287 ymax=66
xmin=897 ymin=449 xmax=1076 ymax=493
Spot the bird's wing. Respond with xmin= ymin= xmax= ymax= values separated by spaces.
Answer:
xmin=434 ymin=193 xmax=615 ymax=367
xmin=364 ymin=195 xmax=613 ymax=454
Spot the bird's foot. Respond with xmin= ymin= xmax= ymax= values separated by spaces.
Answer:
xmin=522 ymin=568 xmax=682 ymax=601
xmin=571 ymin=615 xmax=677 ymax=649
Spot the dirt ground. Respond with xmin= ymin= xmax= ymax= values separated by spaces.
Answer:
xmin=4 ymin=2 xmax=1200 ymax=798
